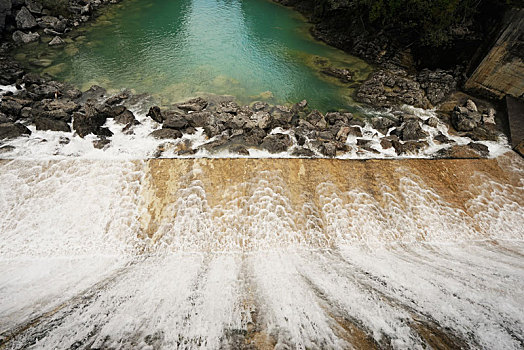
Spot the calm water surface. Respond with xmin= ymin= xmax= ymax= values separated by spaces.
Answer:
xmin=17 ymin=0 xmax=372 ymax=110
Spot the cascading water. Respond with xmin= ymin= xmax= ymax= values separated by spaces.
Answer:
xmin=1 ymin=154 xmax=523 ymax=349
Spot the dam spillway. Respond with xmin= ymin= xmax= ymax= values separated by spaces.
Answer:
xmin=0 ymin=154 xmax=523 ymax=349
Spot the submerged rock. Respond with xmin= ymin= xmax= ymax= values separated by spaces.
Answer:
xmin=176 ymin=97 xmax=208 ymax=112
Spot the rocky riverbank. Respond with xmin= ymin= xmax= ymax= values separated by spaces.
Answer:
xmin=0 ymin=0 xmax=513 ymax=159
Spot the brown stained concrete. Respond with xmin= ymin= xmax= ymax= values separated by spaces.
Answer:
xmin=138 ymin=153 xmax=523 ymax=245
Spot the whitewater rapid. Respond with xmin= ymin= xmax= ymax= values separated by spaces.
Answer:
xmin=0 ymin=154 xmax=523 ymax=349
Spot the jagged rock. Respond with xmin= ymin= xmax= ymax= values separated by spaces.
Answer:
xmin=12 ymin=30 xmax=39 ymax=44
xmin=417 ymin=69 xmax=457 ymax=105
xmin=434 ymin=132 xmax=453 ymax=144
xmin=185 ymin=111 xmax=211 ymax=128
xmin=260 ymin=133 xmax=292 ymax=153
xmin=146 ymin=106 xmax=164 ymax=123
xmin=78 ymin=85 xmax=106 ymax=103
xmin=392 ymin=140 xmax=429 ymax=155
xmin=371 ymin=117 xmax=397 ymax=135
xmin=250 ymin=101 xmax=269 ymax=111
xmin=483 ymin=108 xmax=496 ymax=124
xmin=466 ymin=99 xmax=478 ymax=112
xmin=229 ymin=144 xmax=250 ymax=155
xmin=93 ymin=137 xmax=111 ymax=149
xmin=16 ymin=6 xmax=37 ymax=29
xmin=25 ymin=0 xmax=43 ymax=14
xmin=149 ymin=128 xmax=182 ymax=140
xmin=425 ymin=116 xmax=439 ymax=128
xmin=34 ymin=117 xmax=70 ymax=132
xmin=114 ymin=109 xmax=136 ymax=125
xmin=243 ymin=127 xmax=267 ymax=146
xmin=436 ymin=142 xmax=489 ymax=159
xmin=49 ymin=36 xmax=65 ymax=46
xmin=176 ymin=97 xmax=208 ymax=112
xmin=396 ymin=119 xmax=428 ymax=141
xmin=356 ymin=69 xmax=430 ymax=108
xmin=318 ymin=141 xmax=337 ymax=157
xmin=72 ymin=103 xmax=109 ymax=137
xmin=105 ymin=90 xmax=131 ymax=105
xmin=0 ymin=99 xmax=23 ymax=117
xmin=466 ymin=125 xmax=499 ymax=142
xmin=451 ymin=106 xmax=480 ymax=131
xmin=0 ymin=122 xmax=31 ymax=139
xmin=291 ymin=147 xmax=316 ymax=157
xmin=217 ymin=101 xmax=240 ymax=114
xmin=39 ymin=16 xmax=67 ymax=32
xmin=163 ymin=111 xmax=188 ymax=129
xmin=0 ymin=0 xmax=12 ymax=31
xmin=325 ymin=112 xmax=353 ymax=126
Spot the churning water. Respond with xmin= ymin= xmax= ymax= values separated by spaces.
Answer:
xmin=1 ymin=154 xmax=523 ymax=349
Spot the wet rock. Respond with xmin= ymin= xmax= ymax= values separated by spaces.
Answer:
xmin=105 ymin=90 xmax=131 ymax=105
xmin=110 ymin=105 xmax=126 ymax=116
xmin=12 ymin=30 xmax=39 ymax=44
xmin=0 ymin=99 xmax=23 ymax=117
xmin=176 ymin=97 xmax=208 ymax=112
xmin=291 ymin=147 xmax=316 ymax=157
xmin=39 ymin=16 xmax=67 ymax=32
xmin=186 ymin=111 xmax=212 ymax=128
xmin=72 ymin=102 xmax=108 ymax=137
xmin=34 ymin=117 xmax=70 ymax=132
xmin=250 ymin=101 xmax=269 ymax=112
xmin=163 ymin=111 xmax=188 ymax=130
xmin=483 ymin=108 xmax=496 ymax=125
xmin=49 ymin=36 xmax=65 ymax=46
xmin=356 ymin=138 xmax=372 ymax=146
xmin=393 ymin=140 xmax=429 ymax=155
xmin=65 ymin=88 xmax=82 ymax=100
xmin=217 ymin=101 xmax=240 ymax=115
xmin=146 ymin=106 xmax=164 ymax=123
xmin=243 ymin=127 xmax=267 ymax=146
xmin=27 ymin=82 xmax=62 ymax=99
xmin=58 ymin=136 xmax=70 ymax=144
xmin=325 ymin=112 xmax=353 ymax=126
xmin=271 ymin=105 xmax=293 ymax=127
xmin=514 ymin=140 xmax=524 ymax=158
xmin=321 ymin=67 xmax=353 ymax=83
xmin=466 ymin=125 xmax=499 ymax=142
xmin=43 ymin=99 xmax=80 ymax=114
xmin=39 ymin=109 xmax=71 ymax=122
xmin=0 ymin=122 xmax=31 ymax=139
xmin=425 ymin=116 xmax=439 ymax=128
xmin=200 ymin=136 xmax=228 ymax=152
xmin=93 ymin=137 xmax=110 ymax=149
xmin=78 ymin=85 xmax=106 ymax=103
xmin=229 ymin=144 xmax=250 ymax=155
xmin=0 ymin=145 xmax=16 ymax=153
xmin=0 ymin=111 xmax=10 ymax=123
xmin=292 ymin=99 xmax=308 ymax=112
xmin=16 ymin=6 xmax=37 ymax=29
xmin=260 ymin=133 xmax=292 ymax=153
xmin=434 ymin=132 xmax=453 ymax=144
xmin=252 ymin=111 xmax=272 ymax=130
xmin=436 ymin=143 xmax=489 ymax=159
xmin=318 ymin=141 xmax=337 ymax=157
xmin=371 ymin=116 xmax=397 ymax=135
xmin=114 ymin=109 xmax=136 ymax=125
xmin=397 ymin=119 xmax=428 ymax=141
xmin=149 ymin=128 xmax=182 ymax=140
xmin=451 ymin=106 xmax=480 ymax=131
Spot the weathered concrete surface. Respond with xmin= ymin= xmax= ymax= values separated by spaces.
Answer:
xmin=506 ymin=95 xmax=524 ymax=156
xmin=465 ymin=8 xmax=524 ymax=100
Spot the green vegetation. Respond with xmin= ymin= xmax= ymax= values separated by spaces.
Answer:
xmin=354 ymin=0 xmax=521 ymax=46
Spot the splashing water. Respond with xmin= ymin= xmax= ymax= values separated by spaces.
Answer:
xmin=0 ymin=154 xmax=523 ymax=349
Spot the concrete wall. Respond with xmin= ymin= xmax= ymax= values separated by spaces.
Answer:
xmin=466 ymin=8 xmax=524 ymax=100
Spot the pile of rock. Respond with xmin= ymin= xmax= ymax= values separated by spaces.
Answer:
xmin=0 ymin=0 xmax=119 ymax=44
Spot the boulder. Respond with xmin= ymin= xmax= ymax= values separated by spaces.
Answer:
xmin=25 ymin=0 xmax=43 ymax=14
xmin=451 ymin=106 xmax=480 ymax=131
xmin=417 ymin=69 xmax=457 ymax=105
xmin=291 ymin=147 xmax=316 ymax=157
xmin=321 ymin=67 xmax=353 ymax=83
xmin=163 ymin=111 xmax=188 ymax=129
xmin=0 ymin=122 xmax=31 ymax=139
xmin=72 ymin=103 xmax=109 ymax=137
xmin=15 ymin=6 xmax=37 ymax=29
xmin=229 ymin=144 xmax=250 ymax=156
xmin=34 ymin=117 xmax=70 ymax=132
xmin=260 ymin=133 xmax=293 ymax=153
xmin=146 ymin=106 xmax=164 ymax=123
xmin=371 ymin=117 xmax=396 ymax=135
xmin=114 ymin=110 xmax=136 ymax=125
xmin=0 ymin=99 xmax=23 ymax=117
xmin=149 ymin=128 xmax=182 ymax=140
xmin=12 ymin=30 xmax=39 ymax=44
xmin=397 ymin=119 xmax=428 ymax=141
xmin=436 ymin=143 xmax=489 ymax=159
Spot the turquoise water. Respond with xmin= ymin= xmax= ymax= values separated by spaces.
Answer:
xmin=18 ymin=0 xmax=372 ymax=111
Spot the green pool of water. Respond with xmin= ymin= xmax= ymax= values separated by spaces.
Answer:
xmin=17 ymin=0 xmax=373 ymax=111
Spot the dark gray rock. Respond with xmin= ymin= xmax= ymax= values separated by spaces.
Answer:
xmin=49 ymin=36 xmax=65 ymax=46
xmin=12 ymin=30 xmax=39 ymax=44
xmin=0 ymin=122 xmax=31 ymax=139
xmin=146 ymin=106 xmax=164 ymax=123
xmin=114 ymin=109 xmax=136 ymax=125
xmin=72 ymin=103 xmax=108 ymax=137
xmin=25 ymin=0 xmax=43 ymax=14
xmin=34 ymin=117 xmax=70 ymax=132
xmin=260 ymin=133 xmax=293 ymax=153
xmin=321 ymin=67 xmax=353 ymax=83
xmin=291 ymin=147 xmax=316 ymax=157
xmin=397 ymin=119 xmax=428 ymax=141
xmin=163 ymin=111 xmax=188 ymax=129
xmin=371 ymin=117 xmax=397 ymax=135
xmin=417 ymin=69 xmax=457 ymax=106
xmin=149 ymin=128 xmax=182 ymax=140
xmin=229 ymin=144 xmax=250 ymax=155
xmin=16 ymin=6 xmax=37 ymax=29
xmin=0 ymin=99 xmax=23 ymax=117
